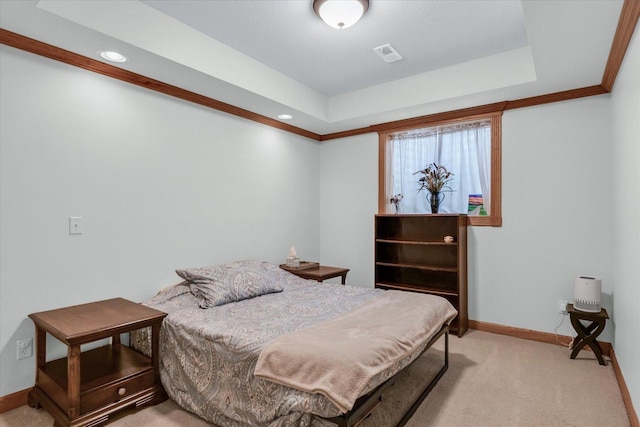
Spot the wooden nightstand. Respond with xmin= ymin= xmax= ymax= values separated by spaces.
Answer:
xmin=28 ymin=298 xmax=167 ymax=427
xmin=280 ymin=264 xmax=350 ymax=284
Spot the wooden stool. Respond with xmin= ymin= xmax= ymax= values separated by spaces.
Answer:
xmin=567 ymin=304 xmax=609 ymax=366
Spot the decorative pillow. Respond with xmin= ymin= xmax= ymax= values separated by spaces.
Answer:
xmin=176 ymin=262 xmax=283 ymax=308
xmin=176 ymin=265 xmax=227 ymax=285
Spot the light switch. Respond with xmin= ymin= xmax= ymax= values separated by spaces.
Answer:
xmin=69 ymin=217 xmax=83 ymax=234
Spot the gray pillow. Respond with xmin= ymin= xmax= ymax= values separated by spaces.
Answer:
xmin=176 ymin=262 xmax=283 ymax=308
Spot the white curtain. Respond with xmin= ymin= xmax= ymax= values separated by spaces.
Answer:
xmin=390 ymin=120 xmax=491 ymax=214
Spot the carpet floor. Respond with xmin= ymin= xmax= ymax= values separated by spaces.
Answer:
xmin=0 ymin=330 xmax=630 ymax=427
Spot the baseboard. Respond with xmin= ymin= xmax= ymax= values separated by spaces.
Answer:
xmin=611 ymin=349 xmax=640 ymax=427
xmin=468 ymin=319 xmax=612 ymax=355
xmin=469 ymin=320 xmax=637 ymax=426
xmin=0 ymin=388 xmax=30 ymax=414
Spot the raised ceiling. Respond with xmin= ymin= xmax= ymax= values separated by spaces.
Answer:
xmin=141 ymin=0 xmax=530 ymax=97
xmin=0 ymin=1 xmax=625 ymax=135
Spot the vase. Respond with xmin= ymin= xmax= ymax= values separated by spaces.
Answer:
xmin=427 ymin=192 xmax=444 ymax=214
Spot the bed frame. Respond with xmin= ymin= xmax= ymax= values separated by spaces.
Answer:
xmin=324 ymin=324 xmax=449 ymax=427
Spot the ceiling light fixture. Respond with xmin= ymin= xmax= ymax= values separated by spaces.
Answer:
xmin=278 ymin=114 xmax=293 ymax=120
xmin=99 ymin=50 xmax=128 ymax=63
xmin=313 ymin=0 xmax=369 ymax=29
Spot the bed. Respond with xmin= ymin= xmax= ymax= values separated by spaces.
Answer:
xmin=131 ymin=260 xmax=457 ymax=427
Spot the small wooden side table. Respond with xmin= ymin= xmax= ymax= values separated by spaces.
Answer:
xmin=28 ymin=298 xmax=167 ymax=427
xmin=281 ymin=265 xmax=350 ymax=284
xmin=567 ymin=304 xmax=609 ymax=366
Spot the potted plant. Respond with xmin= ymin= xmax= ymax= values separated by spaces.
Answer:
xmin=389 ymin=193 xmax=403 ymax=213
xmin=414 ymin=163 xmax=454 ymax=213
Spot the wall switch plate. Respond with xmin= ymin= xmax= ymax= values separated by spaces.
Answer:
xmin=17 ymin=338 xmax=33 ymax=360
xmin=69 ymin=217 xmax=83 ymax=234
xmin=558 ymin=300 xmax=568 ymax=315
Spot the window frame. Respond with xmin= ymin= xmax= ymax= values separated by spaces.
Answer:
xmin=378 ymin=112 xmax=502 ymax=226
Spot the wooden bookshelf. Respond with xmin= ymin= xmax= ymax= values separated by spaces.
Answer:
xmin=375 ymin=214 xmax=468 ymax=337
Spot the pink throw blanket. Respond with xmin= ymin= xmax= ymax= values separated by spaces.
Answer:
xmin=254 ymin=290 xmax=457 ymax=413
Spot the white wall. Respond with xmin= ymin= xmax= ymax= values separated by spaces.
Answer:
xmin=319 ymin=96 xmax=615 ymax=342
xmin=473 ymin=97 xmax=613 ymax=340
xmin=611 ymin=25 xmax=640 ymax=415
xmin=0 ymin=46 xmax=320 ymax=396
xmin=318 ymin=134 xmax=379 ymax=286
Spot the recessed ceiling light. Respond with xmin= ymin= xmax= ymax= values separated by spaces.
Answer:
xmin=99 ymin=50 xmax=128 ymax=63
xmin=278 ymin=114 xmax=293 ymax=120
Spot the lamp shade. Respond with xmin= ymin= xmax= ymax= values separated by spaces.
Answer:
xmin=313 ymin=0 xmax=369 ymax=29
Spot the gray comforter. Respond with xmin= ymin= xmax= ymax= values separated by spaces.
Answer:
xmin=132 ymin=262 xmax=455 ymax=427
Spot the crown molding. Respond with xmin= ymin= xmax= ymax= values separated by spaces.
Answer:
xmin=602 ymin=0 xmax=640 ymax=92
xmin=0 ymin=0 xmax=637 ymax=141
xmin=0 ymin=28 xmax=321 ymax=141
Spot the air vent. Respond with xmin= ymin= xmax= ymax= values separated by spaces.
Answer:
xmin=373 ymin=44 xmax=403 ymax=63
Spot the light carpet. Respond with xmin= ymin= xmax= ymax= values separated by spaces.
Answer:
xmin=0 ymin=330 xmax=630 ymax=427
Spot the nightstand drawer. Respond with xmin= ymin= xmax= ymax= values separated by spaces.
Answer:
xmin=81 ymin=370 xmax=154 ymax=414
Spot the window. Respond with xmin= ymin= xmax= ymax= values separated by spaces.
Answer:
xmin=378 ymin=112 xmax=502 ymax=226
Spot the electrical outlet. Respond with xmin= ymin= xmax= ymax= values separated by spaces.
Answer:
xmin=558 ymin=300 xmax=568 ymax=315
xmin=17 ymin=338 xmax=33 ymax=360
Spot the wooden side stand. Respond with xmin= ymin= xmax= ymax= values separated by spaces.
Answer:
xmin=280 ymin=264 xmax=350 ymax=284
xmin=28 ymin=298 xmax=167 ymax=427
xmin=567 ymin=304 xmax=609 ymax=366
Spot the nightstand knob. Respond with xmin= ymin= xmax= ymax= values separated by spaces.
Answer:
xmin=117 ymin=387 xmax=126 ymax=396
